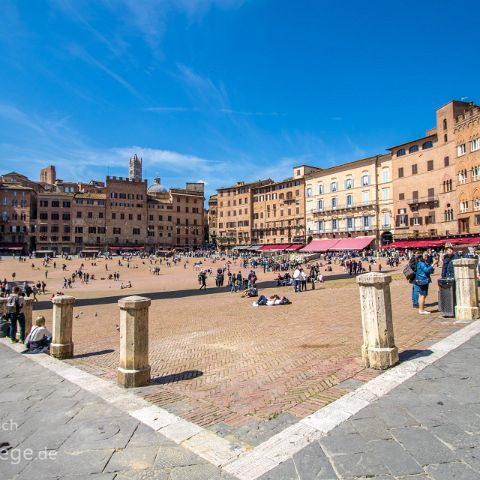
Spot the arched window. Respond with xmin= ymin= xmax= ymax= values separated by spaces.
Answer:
xmin=397 ymin=149 xmax=406 ymax=157
xmin=409 ymin=145 xmax=419 ymax=153
xmin=422 ymin=141 xmax=433 ymax=149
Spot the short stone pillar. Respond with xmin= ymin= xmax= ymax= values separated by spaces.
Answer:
xmin=453 ymin=258 xmax=479 ymax=321
xmin=357 ymin=273 xmax=399 ymax=369
xmin=23 ymin=297 xmax=34 ymax=336
xmin=117 ymin=296 xmax=151 ymax=388
xmin=50 ymin=295 xmax=75 ymax=359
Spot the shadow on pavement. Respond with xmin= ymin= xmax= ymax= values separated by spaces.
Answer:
xmin=73 ymin=349 xmax=115 ymax=359
xmin=32 ymin=269 xmax=397 ymax=311
xmin=150 ymin=369 xmax=203 ymax=385
xmin=399 ymin=349 xmax=433 ymax=362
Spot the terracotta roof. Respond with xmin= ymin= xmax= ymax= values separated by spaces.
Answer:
xmin=74 ymin=193 xmax=106 ymax=199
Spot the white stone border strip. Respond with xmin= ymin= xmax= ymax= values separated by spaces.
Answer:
xmin=0 ymin=340 xmax=247 ymax=468
xmin=223 ymin=320 xmax=480 ymax=479
xmin=3 ymin=319 xmax=480 ymax=480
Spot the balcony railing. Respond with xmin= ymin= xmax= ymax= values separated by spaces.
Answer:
xmin=309 ymin=226 xmax=376 ymax=235
xmin=311 ymin=201 xmax=375 ymax=215
xmin=406 ymin=195 xmax=439 ymax=206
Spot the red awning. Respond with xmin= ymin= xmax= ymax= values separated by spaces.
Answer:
xmin=258 ymin=244 xmax=294 ymax=251
xmin=284 ymin=244 xmax=303 ymax=251
xmin=300 ymin=239 xmax=341 ymax=252
xmin=0 ymin=243 xmax=24 ymax=250
xmin=330 ymin=237 xmax=375 ymax=251
xmin=384 ymin=237 xmax=480 ymax=249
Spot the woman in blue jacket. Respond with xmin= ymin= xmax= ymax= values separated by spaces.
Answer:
xmin=415 ymin=252 xmax=434 ymax=314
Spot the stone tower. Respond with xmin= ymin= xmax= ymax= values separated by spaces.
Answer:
xmin=40 ymin=165 xmax=57 ymax=185
xmin=128 ymin=154 xmax=142 ymax=181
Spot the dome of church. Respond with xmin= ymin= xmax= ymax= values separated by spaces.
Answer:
xmin=148 ymin=177 xmax=168 ymax=193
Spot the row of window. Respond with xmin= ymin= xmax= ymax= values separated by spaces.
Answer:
xmin=2 ymin=225 xmax=28 ymax=233
xmin=1 ymin=212 xmax=27 ymax=221
xmin=457 ymin=138 xmax=480 ymax=156
xmin=73 ymin=227 xmax=107 ymax=234
xmin=38 ymin=236 xmax=71 ymax=242
xmin=398 ymin=158 xmax=440 ymax=178
xmin=308 ymin=190 xmax=390 ymax=211
xmin=75 ymin=199 xmax=105 ymax=206
xmin=39 ymin=212 xmax=71 ymax=220
xmin=458 ymin=166 xmax=480 ymax=184
xmin=148 ymin=203 xmax=174 ymax=210
xmin=39 ymin=200 xmax=71 ymax=208
xmin=109 ymin=202 xmax=143 ymax=208
xmin=459 ymin=199 xmax=480 ymax=213
xmin=253 ymin=191 xmax=299 ymax=202
xmin=39 ymin=225 xmax=71 ymax=233
xmin=2 ymin=199 xmax=28 ymax=208
xmin=109 ymin=193 xmax=144 ymax=200
xmin=396 ymin=141 xmax=433 ymax=157
xmin=307 ymin=215 xmax=380 ymax=232
xmin=306 ymin=174 xmax=375 ymax=197
xmin=396 ymin=214 xmax=436 ymax=226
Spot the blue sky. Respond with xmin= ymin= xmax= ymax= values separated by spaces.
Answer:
xmin=0 ymin=0 xmax=479 ymax=201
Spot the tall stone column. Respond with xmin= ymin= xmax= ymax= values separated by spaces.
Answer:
xmin=357 ymin=273 xmax=399 ymax=369
xmin=23 ymin=297 xmax=34 ymax=336
xmin=117 ymin=296 xmax=151 ymax=388
xmin=453 ymin=258 xmax=479 ymax=321
xmin=50 ymin=295 xmax=75 ymax=359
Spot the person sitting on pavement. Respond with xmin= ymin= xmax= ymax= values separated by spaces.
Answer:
xmin=241 ymin=286 xmax=258 ymax=298
xmin=23 ymin=316 xmax=51 ymax=354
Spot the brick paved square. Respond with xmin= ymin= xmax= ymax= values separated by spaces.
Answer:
xmin=0 ymin=256 xmax=463 ymax=446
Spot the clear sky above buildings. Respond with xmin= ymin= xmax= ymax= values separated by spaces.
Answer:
xmin=0 ymin=0 xmax=479 ymax=200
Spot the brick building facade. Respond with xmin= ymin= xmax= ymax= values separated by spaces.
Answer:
xmin=0 ymin=159 xmax=204 ymax=254
xmin=389 ymin=101 xmax=468 ymax=239
xmin=454 ymin=103 xmax=480 ymax=234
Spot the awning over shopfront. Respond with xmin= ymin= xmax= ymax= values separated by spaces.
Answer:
xmin=284 ymin=244 xmax=303 ymax=251
xmin=258 ymin=244 xmax=302 ymax=252
xmin=300 ymin=237 xmax=375 ymax=252
xmin=108 ymin=246 xmax=145 ymax=251
xmin=299 ymin=239 xmax=340 ymax=252
xmin=383 ymin=237 xmax=480 ymax=249
xmin=0 ymin=243 xmax=24 ymax=251
xmin=330 ymin=236 xmax=375 ymax=251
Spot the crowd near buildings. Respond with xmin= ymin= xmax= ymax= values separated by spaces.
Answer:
xmin=1 ymin=99 xmax=480 ymax=254
xmin=0 ymin=155 xmax=205 ymax=254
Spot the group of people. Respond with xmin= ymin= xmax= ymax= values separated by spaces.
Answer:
xmin=406 ymin=244 xmax=458 ymax=315
xmin=0 ymin=286 xmax=51 ymax=353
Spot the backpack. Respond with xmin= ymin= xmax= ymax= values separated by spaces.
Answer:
xmin=403 ymin=261 xmax=416 ymax=281
xmin=7 ymin=295 xmax=20 ymax=314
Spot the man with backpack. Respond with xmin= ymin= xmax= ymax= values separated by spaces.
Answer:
xmin=7 ymin=286 xmax=25 ymax=343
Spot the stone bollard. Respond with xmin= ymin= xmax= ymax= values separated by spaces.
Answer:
xmin=117 ymin=296 xmax=151 ymax=388
xmin=357 ymin=273 xmax=399 ymax=369
xmin=50 ymin=295 xmax=75 ymax=359
xmin=453 ymin=258 xmax=479 ymax=321
xmin=23 ymin=297 xmax=34 ymax=337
